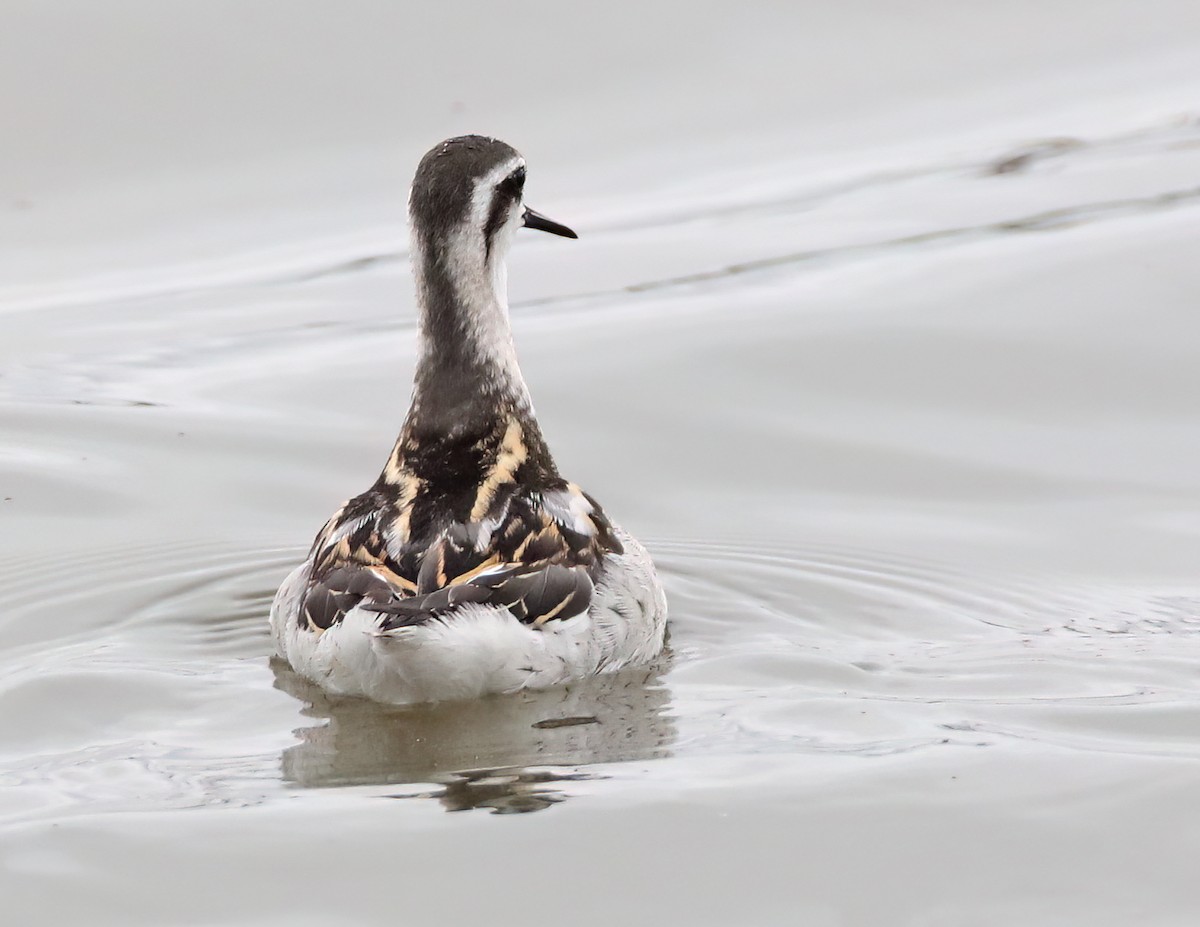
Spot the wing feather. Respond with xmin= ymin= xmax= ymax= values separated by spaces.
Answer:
xmin=299 ymin=480 xmax=619 ymax=631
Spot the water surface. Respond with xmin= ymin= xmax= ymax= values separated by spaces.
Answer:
xmin=2 ymin=3 xmax=1200 ymax=925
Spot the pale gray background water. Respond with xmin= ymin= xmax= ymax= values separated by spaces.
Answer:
xmin=2 ymin=2 xmax=1199 ymax=924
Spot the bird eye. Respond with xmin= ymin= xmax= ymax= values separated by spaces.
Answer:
xmin=496 ymin=166 xmax=526 ymax=198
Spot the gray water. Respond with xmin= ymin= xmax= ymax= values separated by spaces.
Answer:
xmin=2 ymin=3 xmax=1200 ymax=925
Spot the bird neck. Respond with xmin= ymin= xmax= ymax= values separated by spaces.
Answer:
xmin=404 ymin=231 xmax=535 ymax=440
xmin=375 ymin=229 xmax=561 ymax=497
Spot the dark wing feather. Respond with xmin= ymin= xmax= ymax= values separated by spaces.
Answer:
xmin=368 ymin=562 xmax=594 ymax=630
xmin=298 ymin=479 xmax=620 ymax=632
xmin=300 ymin=565 xmax=396 ymax=632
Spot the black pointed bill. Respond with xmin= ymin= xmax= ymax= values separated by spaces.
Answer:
xmin=522 ymin=207 xmax=577 ymax=239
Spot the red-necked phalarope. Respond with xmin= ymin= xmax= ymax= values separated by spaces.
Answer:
xmin=270 ymin=136 xmax=667 ymax=704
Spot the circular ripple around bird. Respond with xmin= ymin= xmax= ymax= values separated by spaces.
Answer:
xmin=649 ymin=535 xmax=1200 ymax=644
xmin=0 ymin=540 xmax=299 ymax=665
xmin=0 ymin=541 xmax=307 ymax=825
xmin=647 ymin=536 xmax=1200 ymax=760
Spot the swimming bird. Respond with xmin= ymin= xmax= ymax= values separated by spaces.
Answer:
xmin=270 ymin=136 xmax=668 ymax=704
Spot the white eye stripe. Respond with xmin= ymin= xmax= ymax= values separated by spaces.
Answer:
xmin=483 ymin=157 xmax=525 ymax=189
xmin=470 ymin=157 xmax=526 ymax=223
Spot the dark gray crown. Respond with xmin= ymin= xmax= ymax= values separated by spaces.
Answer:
xmin=409 ymin=136 xmax=523 ymax=245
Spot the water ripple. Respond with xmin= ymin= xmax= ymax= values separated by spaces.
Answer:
xmin=651 ymin=536 xmax=1200 ymax=761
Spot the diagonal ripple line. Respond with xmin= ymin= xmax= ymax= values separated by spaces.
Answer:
xmin=2 ymin=118 xmax=1198 ymax=316
xmin=512 ymin=183 xmax=1200 ymax=312
xmin=5 ymin=182 xmax=1197 ymax=406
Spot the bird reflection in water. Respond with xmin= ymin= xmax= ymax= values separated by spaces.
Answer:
xmin=272 ymin=657 xmax=674 ymax=813
xmin=395 ymin=767 xmax=594 ymax=815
